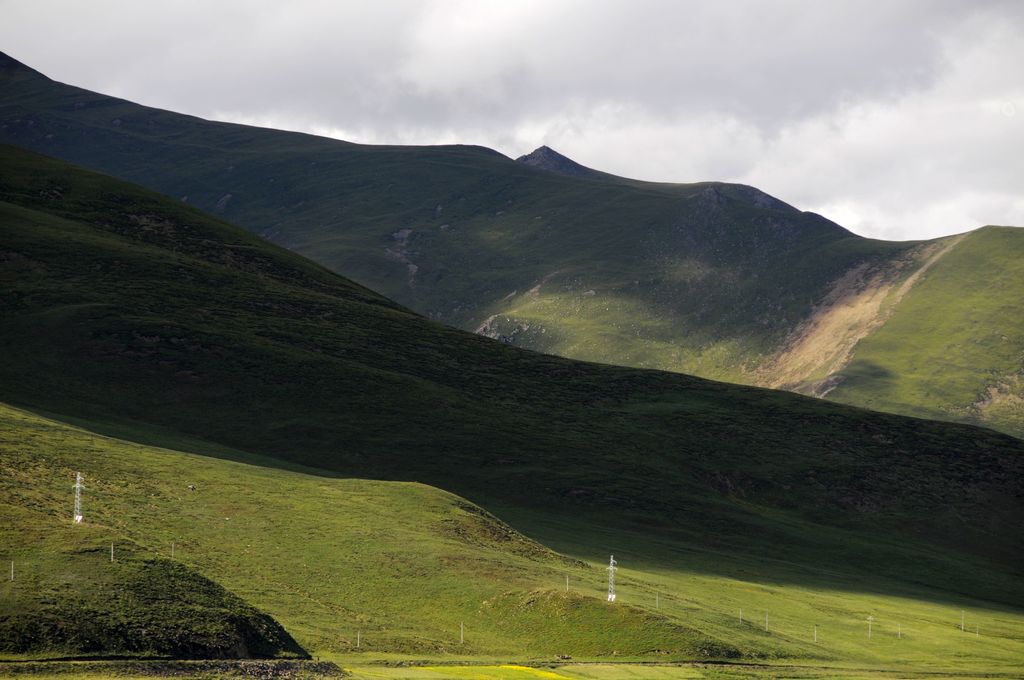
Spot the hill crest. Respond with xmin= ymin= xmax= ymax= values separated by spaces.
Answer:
xmin=515 ymin=145 xmax=605 ymax=179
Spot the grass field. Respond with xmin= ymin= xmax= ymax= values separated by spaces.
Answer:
xmin=2 ymin=402 xmax=1023 ymax=678
xmin=346 ymin=661 xmax=1024 ymax=680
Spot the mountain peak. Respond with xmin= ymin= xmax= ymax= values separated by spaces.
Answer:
xmin=515 ymin=145 xmax=603 ymax=179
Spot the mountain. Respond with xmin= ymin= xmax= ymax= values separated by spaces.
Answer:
xmin=2 ymin=142 xmax=1023 ymax=577
xmin=2 ymin=144 xmax=1024 ymax=671
xmin=817 ymin=226 xmax=1024 ymax=427
xmin=6 ymin=52 xmax=1018 ymax=440
xmin=8 ymin=55 xmax=1018 ymax=437
xmin=2 ymin=52 xmax=1021 ymax=443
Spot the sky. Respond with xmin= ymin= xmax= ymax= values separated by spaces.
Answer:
xmin=2 ymin=0 xmax=1022 ymax=241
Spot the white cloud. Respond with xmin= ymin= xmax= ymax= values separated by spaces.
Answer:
xmin=1 ymin=0 xmax=1021 ymax=239
xmin=735 ymin=11 xmax=1024 ymax=239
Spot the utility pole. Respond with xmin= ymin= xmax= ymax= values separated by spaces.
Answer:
xmin=73 ymin=472 xmax=84 ymax=524
xmin=961 ymin=610 xmax=965 ymax=632
xmin=110 ymin=542 xmax=114 ymax=563
xmin=739 ymin=608 xmax=743 ymax=624
xmin=565 ymin=574 xmax=569 ymax=592
xmin=357 ymin=631 xmax=360 ymax=648
xmin=607 ymin=555 xmax=617 ymax=602
xmin=867 ymin=616 xmax=874 ymax=639
xmin=898 ymin=623 xmax=902 ymax=639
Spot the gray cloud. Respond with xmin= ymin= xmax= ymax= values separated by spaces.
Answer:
xmin=2 ymin=0 xmax=1022 ymax=239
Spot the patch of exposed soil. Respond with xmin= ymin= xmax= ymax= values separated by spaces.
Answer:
xmin=755 ymin=234 xmax=965 ymax=391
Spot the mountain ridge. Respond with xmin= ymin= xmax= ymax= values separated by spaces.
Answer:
xmin=1 ymin=51 xmax=1021 ymax=439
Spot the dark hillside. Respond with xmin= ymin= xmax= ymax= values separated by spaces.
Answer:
xmin=0 ymin=51 xmax=905 ymax=381
xmin=1 ymin=146 xmax=1021 ymax=608
xmin=4 ymin=51 xmax=1021 ymax=441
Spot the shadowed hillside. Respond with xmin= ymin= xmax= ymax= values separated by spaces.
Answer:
xmin=1 ymin=144 xmax=1022 ymax=613
xmin=4 ymin=51 xmax=1020 ymax=439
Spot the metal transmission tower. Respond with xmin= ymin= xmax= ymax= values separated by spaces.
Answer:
xmin=73 ymin=472 xmax=84 ymax=523
xmin=607 ymin=555 xmax=617 ymax=602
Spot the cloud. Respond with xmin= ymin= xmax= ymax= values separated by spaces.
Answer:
xmin=740 ymin=10 xmax=1024 ymax=239
xmin=1 ymin=0 xmax=1021 ymax=239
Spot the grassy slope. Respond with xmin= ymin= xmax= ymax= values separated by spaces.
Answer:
xmin=4 ymin=403 xmax=1024 ymax=677
xmin=830 ymin=227 xmax=1024 ymax=435
xmin=4 ymin=53 xmax=1022 ymax=442
xmin=3 ymin=402 xmax=723 ymax=660
xmin=0 ymin=487 xmax=304 ymax=659
xmin=0 ymin=51 xmax=911 ymax=385
xmin=6 ymin=51 xmax=1022 ymax=444
xmin=1 ymin=146 xmax=1024 ymax=675
xmin=0 ymin=144 xmax=1022 ymax=591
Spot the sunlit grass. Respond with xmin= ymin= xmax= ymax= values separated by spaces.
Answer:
xmin=3 ymin=403 xmax=1023 ymax=676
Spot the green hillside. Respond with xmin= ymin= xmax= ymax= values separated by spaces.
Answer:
xmin=827 ymin=226 xmax=1024 ymax=434
xmin=3 ymin=51 xmax=1020 ymax=439
xmin=0 ymin=507 xmax=304 ymax=660
xmin=0 ymin=59 xmax=904 ymax=375
xmin=4 ymin=403 xmax=1024 ymax=677
xmin=1 ymin=442 xmax=304 ymax=662
xmin=1 ymin=140 xmax=1022 ymax=596
xmin=0 ymin=402 xmax=736 ymax=661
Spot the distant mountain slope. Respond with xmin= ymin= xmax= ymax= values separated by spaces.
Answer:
xmin=0 ymin=52 xmax=1021 ymax=440
xmin=2 ymin=145 xmax=1023 ymax=611
xmin=0 ymin=53 xmax=891 ymax=367
xmin=823 ymin=226 xmax=1024 ymax=435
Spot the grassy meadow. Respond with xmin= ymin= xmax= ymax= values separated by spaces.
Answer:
xmin=2 ymin=402 xmax=1023 ymax=678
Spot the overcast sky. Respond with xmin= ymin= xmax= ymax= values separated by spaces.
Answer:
xmin=2 ymin=0 xmax=1022 ymax=240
